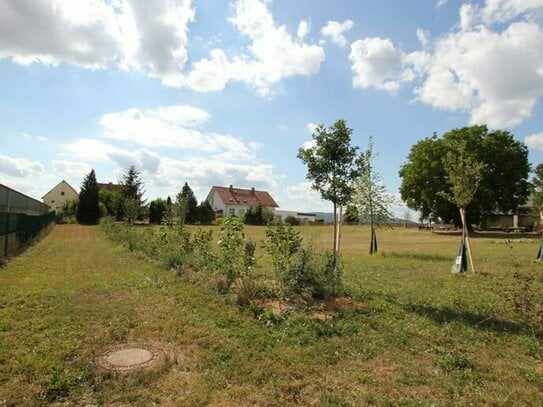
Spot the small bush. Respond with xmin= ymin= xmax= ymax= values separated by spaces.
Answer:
xmin=284 ymin=216 xmax=301 ymax=226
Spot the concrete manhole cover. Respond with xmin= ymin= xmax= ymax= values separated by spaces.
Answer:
xmin=97 ymin=343 xmax=166 ymax=373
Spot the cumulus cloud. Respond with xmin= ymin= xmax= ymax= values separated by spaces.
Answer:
xmin=51 ymin=160 xmax=91 ymax=177
xmin=282 ymin=182 xmax=329 ymax=212
xmin=349 ymin=37 xmax=405 ymax=92
xmin=524 ymin=132 xmax=543 ymax=150
xmin=0 ymin=0 xmax=194 ymax=86
xmin=98 ymin=104 xmax=256 ymax=159
xmin=181 ymin=0 xmax=325 ymax=95
xmin=320 ymin=20 xmax=354 ymax=47
xmin=0 ymin=0 xmax=322 ymax=95
xmin=306 ymin=122 xmax=318 ymax=134
xmin=0 ymin=154 xmax=44 ymax=178
xmin=349 ymin=0 xmax=543 ymax=127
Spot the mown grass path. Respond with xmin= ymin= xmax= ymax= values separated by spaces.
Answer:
xmin=0 ymin=224 xmax=542 ymax=406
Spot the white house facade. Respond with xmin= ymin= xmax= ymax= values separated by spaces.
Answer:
xmin=42 ymin=180 xmax=78 ymax=211
xmin=206 ymin=185 xmax=278 ymax=217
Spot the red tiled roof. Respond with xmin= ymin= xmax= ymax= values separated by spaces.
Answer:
xmin=210 ymin=186 xmax=278 ymax=208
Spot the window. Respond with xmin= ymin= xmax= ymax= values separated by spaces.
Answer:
xmin=229 ymin=208 xmax=235 ymax=216
xmin=238 ymin=209 xmax=245 ymax=216
xmin=61 ymin=191 xmax=65 ymax=196
xmin=51 ymin=200 xmax=55 ymax=203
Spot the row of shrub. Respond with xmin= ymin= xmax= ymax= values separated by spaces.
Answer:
xmin=100 ymin=216 xmax=343 ymax=312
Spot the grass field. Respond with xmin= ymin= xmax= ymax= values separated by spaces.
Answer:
xmin=0 ymin=224 xmax=542 ymax=406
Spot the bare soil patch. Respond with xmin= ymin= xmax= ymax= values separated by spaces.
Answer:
xmin=256 ymin=296 xmax=367 ymax=320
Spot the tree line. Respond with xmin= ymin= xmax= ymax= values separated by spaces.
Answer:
xmin=73 ymin=166 xmax=215 ymax=226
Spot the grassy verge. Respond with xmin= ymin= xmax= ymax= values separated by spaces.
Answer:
xmin=0 ymin=224 xmax=541 ymax=406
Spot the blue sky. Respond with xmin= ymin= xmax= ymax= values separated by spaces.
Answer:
xmin=1 ymin=0 xmax=542 ymax=215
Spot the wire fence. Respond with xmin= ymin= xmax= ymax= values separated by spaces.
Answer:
xmin=0 ymin=183 xmax=55 ymax=257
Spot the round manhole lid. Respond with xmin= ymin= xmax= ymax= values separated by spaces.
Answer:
xmin=97 ymin=343 xmax=165 ymax=373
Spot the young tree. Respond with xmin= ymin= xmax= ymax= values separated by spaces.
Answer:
xmin=163 ymin=196 xmax=174 ymax=227
xmin=352 ymin=137 xmax=395 ymax=254
xmin=297 ymin=119 xmax=360 ymax=257
xmin=120 ymin=166 xmax=146 ymax=223
xmin=76 ymin=169 xmax=100 ymax=224
xmin=174 ymin=190 xmax=189 ymax=225
xmin=441 ymin=142 xmax=485 ymax=273
xmin=400 ymin=126 xmax=530 ymax=228
xmin=98 ymin=188 xmax=123 ymax=219
xmin=531 ymin=163 xmax=543 ymax=260
xmin=344 ymin=205 xmax=359 ymax=224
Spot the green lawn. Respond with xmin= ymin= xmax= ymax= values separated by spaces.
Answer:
xmin=0 ymin=224 xmax=541 ymax=406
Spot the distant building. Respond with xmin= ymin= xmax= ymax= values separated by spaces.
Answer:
xmin=42 ymin=180 xmax=78 ymax=211
xmin=486 ymin=196 xmax=535 ymax=231
xmin=206 ymin=185 xmax=278 ymax=217
xmin=274 ymin=210 xmax=316 ymax=224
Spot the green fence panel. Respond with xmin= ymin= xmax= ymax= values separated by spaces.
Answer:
xmin=0 ymin=184 xmax=54 ymax=256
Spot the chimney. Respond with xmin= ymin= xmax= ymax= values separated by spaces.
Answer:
xmin=251 ymin=187 xmax=255 ymax=193
xmin=229 ymin=184 xmax=233 ymax=192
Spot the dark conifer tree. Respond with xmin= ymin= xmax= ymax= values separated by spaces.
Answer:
xmin=76 ymin=169 xmax=100 ymax=224
xmin=180 ymin=182 xmax=198 ymax=224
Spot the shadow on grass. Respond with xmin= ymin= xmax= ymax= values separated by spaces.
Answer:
xmin=403 ymin=303 xmax=525 ymax=335
xmin=381 ymin=251 xmax=451 ymax=262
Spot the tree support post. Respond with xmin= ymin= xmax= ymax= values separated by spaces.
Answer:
xmin=460 ymin=207 xmax=476 ymax=273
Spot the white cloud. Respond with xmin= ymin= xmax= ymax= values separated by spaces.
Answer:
xmin=349 ymin=37 xmax=405 ymax=92
xmin=302 ymin=140 xmax=317 ymax=149
xmin=478 ymin=0 xmax=543 ymax=24
xmin=415 ymin=21 xmax=543 ymax=127
xmin=0 ymin=0 xmax=324 ymax=96
xmin=0 ymin=154 xmax=44 ymax=178
xmin=198 ymin=0 xmax=325 ymax=95
xmin=0 ymin=0 xmax=194 ymax=86
xmin=281 ymin=181 xmax=330 ymax=212
xmin=349 ymin=1 xmax=543 ymax=127
xmin=524 ymin=132 xmax=543 ymax=150
xmin=98 ymin=104 xmax=257 ymax=159
xmin=305 ymin=122 xmax=318 ymax=134
xmin=22 ymin=132 xmax=48 ymax=142
xmin=51 ymin=160 xmax=92 ymax=184
xmin=179 ymin=0 xmax=325 ymax=95
xmin=416 ymin=28 xmax=430 ymax=47
xmin=437 ymin=0 xmax=449 ymax=7
xmin=297 ymin=19 xmax=310 ymax=40
xmin=320 ymin=20 xmax=354 ymax=47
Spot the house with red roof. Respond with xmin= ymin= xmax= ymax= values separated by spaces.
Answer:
xmin=206 ymin=185 xmax=279 ymax=218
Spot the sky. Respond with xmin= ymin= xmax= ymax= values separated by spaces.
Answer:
xmin=1 ymin=0 xmax=543 ymax=216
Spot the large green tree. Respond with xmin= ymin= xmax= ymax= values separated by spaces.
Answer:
xmin=399 ymin=125 xmax=530 ymax=227
xmin=76 ymin=169 xmax=100 ymax=224
xmin=297 ymin=119 xmax=360 ymax=257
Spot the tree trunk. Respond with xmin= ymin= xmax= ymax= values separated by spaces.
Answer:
xmin=460 ymin=207 xmax=475 ymax=273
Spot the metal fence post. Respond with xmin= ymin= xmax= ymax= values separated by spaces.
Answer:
xmin=4 ymin=187 xmax=10 ymax=256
